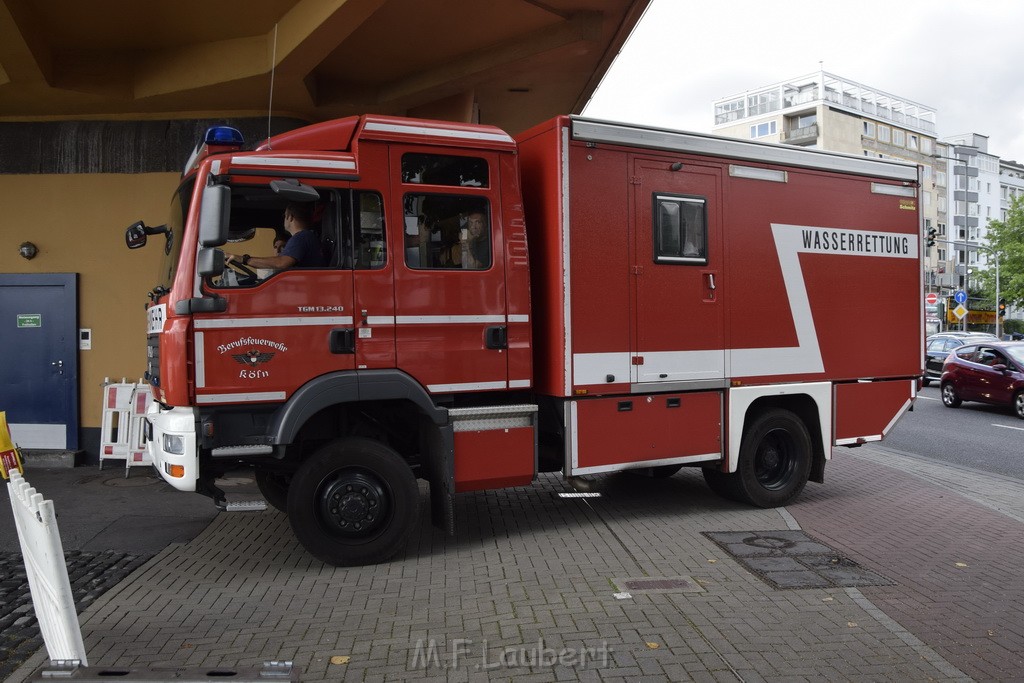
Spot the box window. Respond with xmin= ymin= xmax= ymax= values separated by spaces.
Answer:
xmin=653 ymin=194 xmax=707 ymax=265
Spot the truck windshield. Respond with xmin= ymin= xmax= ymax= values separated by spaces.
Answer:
xmin=155 ymin=178 xmax=196 ymax=292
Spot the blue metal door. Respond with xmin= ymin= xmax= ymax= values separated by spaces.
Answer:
xmin=0 ymin=274 xmax=78 ymax=449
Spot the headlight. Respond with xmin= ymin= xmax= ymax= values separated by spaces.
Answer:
xmin=162 ymin=433 xmax=186 ymax=455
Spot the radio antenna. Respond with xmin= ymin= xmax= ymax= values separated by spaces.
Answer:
xmin=267 ymin=22 xmax=279 ymax=149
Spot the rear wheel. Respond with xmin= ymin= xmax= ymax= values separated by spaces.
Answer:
xmin=287 ymin=437 xmax=420 ymax=566
xmin=941 ymin=382 xmax=962 ymax=408
xmin=702 ymin=467 xmax=741 ymax=501
xmin=649 ymin=464 xmax=684 ymax=478
xmin=1014 ymin=392 xmax=1024 ymax=420
xmin=733 ymin=409 xmax=812 ymax=508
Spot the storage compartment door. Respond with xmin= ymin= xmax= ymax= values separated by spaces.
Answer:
xmin=569 ymin=392 xmax=722 ymax=475
xmin=834 ymin=379 xmax=915 ymax=445
xmin=452 ymin=405 xmax=537 ymax=492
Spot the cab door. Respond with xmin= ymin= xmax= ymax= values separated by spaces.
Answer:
xmin=389 ymin=145 xmax=509 ymax=394
xmin=194 ymin=183 xmax=357 ymax=405
xmin=632 ymin=158 xmax=724 ymax=385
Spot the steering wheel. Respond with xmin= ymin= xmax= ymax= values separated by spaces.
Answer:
xmin=225 ymin=257 xmax=258 ymax=280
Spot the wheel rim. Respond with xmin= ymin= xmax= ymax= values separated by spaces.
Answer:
xmin=315 ymin=468 xmax=392 ymax=541
xmin=942 ymin=384 xmax=955 ymax=405
xmin=1016 ymin=394 xmax=1024 ymax=418
xmin=754 ymin=428 xmax=796 ymax=491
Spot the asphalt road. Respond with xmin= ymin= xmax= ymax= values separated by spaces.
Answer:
xmin=882 ymin=384 xmax=1024 ymax=481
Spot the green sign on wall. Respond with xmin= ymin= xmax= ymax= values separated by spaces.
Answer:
xmin=16 ymin=314 xmax=41 ymax=328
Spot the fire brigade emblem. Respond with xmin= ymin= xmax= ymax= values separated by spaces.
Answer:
xmin=233 ymin=349 xmax=275 ymax=366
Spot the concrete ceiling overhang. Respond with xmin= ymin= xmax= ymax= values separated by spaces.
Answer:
xmin=0 ymin=0 xmax=649 ymax=133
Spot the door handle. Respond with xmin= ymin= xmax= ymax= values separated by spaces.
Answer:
xmin=485 ymin=326 xmax=507 ymax=350
xmin=329 ymin=328 xmax=355 ymax=354
xmin=706 ymin=272 xmax=716 ymax=290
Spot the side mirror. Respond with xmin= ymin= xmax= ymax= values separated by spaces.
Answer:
xmin=199 ymin=185 xmax=231 ymax=247
xmin=197 ymin=247 xmax=224 ymax=277
xmin=125 ymin=221 xmax=148 ymax=249
xmin=270 ymin=178 xmax=320 ymax=202
xmin=992 ymin=363 xmax=1008 ymax=373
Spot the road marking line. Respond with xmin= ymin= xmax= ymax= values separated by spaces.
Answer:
xmin=993 ymin=423 xmax=1024 ymax=432
xmin=917 ymin=396 xmax=940 ymax=401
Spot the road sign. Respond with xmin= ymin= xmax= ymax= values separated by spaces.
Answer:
xmin=925 ymin=293 xmax=938 ymax=305
xmin=952 ymin=304 xmax=968 ymax=320
xmin=954 ymin=290 xmax=967 ymax=305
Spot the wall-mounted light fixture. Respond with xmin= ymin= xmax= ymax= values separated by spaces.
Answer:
xmin=18 ymin=242 xmax=38 ymax=260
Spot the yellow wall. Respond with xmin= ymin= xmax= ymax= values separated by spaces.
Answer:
xmin=0 ymin=172 xmax=179 ymax=430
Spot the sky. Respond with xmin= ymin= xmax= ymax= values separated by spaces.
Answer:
xmin=585 ymin=0 xmax=1024 ymax=162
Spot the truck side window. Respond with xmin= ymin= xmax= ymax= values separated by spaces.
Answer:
xmin=402 ymin=194 xmax=491 ymax=270
xmin=653 ymin=194 xmax=707 ymax=265
xmin=402 ymin=153 xmax=488 ymax=188
xmin=351 ymin=191 xmax=386 ymax=269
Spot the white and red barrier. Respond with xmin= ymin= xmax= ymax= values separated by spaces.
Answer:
xmin=99 ymin=379 xmax=152 ymax=475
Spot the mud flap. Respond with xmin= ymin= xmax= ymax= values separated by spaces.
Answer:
xmin=424 ymin=419 xmax=455 ymax=535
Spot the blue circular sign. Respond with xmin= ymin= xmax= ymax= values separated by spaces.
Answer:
xmin=954 ymin=290 xmax=967 ymax=304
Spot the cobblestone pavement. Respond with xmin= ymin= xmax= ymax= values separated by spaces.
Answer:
xmin=9 ymin=446 xmax=1024 ymax=681
xmin=0 ymin=551 xmax=150 ymax=680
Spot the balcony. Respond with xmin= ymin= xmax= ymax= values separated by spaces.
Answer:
xmin=782 ymin=124 xmax=818 ymax=146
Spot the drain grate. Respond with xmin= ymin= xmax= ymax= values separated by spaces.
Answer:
xmin=612 ymin=576 xmax=704 ymax=594
xmin=703 ymin=531 xmax=895 ymax=590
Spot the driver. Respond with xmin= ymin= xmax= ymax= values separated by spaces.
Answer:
xmin=226 ymin=203 xmax=325 ymax=271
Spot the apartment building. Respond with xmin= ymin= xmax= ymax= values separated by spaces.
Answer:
xmin=711 ymin=70 xmax=952 ymax=292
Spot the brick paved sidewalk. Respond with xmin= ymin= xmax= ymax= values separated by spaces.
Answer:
xmin=12 ymin=448 xmax=1023 ymax=681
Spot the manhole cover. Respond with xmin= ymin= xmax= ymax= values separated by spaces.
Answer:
xmin=612 ymin=576 xmax=704 ymax=594
xmin=703 ymin=531 xmax=896 ymax=590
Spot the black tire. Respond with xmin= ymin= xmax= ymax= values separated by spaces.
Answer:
xmin=941 ymin=382 xmax=962 ymax=408
xmin=649 ymin=464 xmax=684 ymax=478
xmin=702 ymin=467 xmax=741 ymax=501
xmin=287 ymin=437 xmax=419 ymax=566
xmin=921 ymin=378 xmax=931 ymax=388
xmin=254 ymin=468 xmax=291 ymax=512
xmin=1014 ymin=392 xmax=1024 ymax=420
xmin=733 ymin=408 xmax=812 ymax=508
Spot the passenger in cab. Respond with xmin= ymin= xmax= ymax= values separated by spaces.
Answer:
xmin=226 ymin=203 xmax=325 ymax=271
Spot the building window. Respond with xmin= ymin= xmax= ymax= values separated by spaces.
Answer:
xmin=938 ymin=248 xmax=946 ymax=261
xmin=893 ymin=129 xmax=905 ymax=147
xmin=863 ymin=121 xmax=875 ymax=138
xmin=922 ymin=138 xmax=933 ymax=155
xmin=877 ymin=125 xmax=890 ymax=143
xmin=936 ymin=171 xmax=946 ymax=187
xmin=749 ymin=121 xmax=777 ymax=139
xmin=747 ymin=91 xmax=779 ymax=116
xmin=908 ymin=134 xmax=919 ymax=151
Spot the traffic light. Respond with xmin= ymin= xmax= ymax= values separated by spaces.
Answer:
xmin=926 ymin=227 xmax=937 ymax=247
xmin=999 ymin=298 xmax=1007 ymax=317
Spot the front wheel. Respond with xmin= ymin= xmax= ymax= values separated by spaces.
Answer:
xmin=733 ymin=409 xmax=812 ymax=508
xmin=287 ymin=437 xmax=420 ymax=566
xmin=254 ymin=468 xmax=291 ymax=512
xmin=941 ymin=382 xmax=962 ymax=408
xmin=1014 ymin=392 xmax=1024 ymax=420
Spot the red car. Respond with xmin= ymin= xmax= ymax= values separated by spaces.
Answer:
xmin=940 ymin=341 xmax=1024 ymax=419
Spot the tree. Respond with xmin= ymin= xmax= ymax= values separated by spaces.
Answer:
xmin=973 ymin=194 xmax=1024 ymax=308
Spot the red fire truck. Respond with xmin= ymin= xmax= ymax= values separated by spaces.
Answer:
xmin=127 ymin=114 xmax=923 ymax=566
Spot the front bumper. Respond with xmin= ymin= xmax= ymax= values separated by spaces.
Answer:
xmin=146 ymin=403 xmax=199 ymax=492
